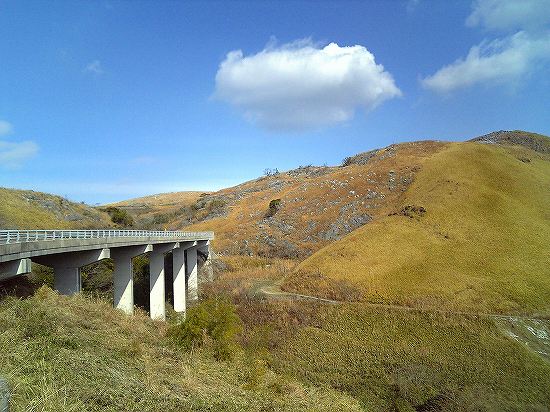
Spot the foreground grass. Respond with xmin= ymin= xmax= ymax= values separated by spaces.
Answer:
xmin=195 ymin=260 xmax=550 ymax=412
xmin=0 ymin=287 xmax=361 ymax=412
xmin=236 ymin=298 xmax=550 ymax=412
xmin=292 ymin=142 xmax=550 ymax=315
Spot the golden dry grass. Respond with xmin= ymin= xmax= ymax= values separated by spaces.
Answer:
xmin=186 ymin=141 xmax=447 ymax=256
xmin=111 ymin=191 xmax=205 ymax=208
xmin=290 ymin=142 xmax=550 ymax=315
xmin=0 ymin=188 xmax=111 ymax=229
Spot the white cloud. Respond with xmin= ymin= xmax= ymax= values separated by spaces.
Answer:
xmin=423 ymin=0 xmax=550 ymax=94
xmin=0 ymin=140 xmax=39 ymax=169
xmin=84 ymin=60 xmax=104 ymax=75
xmin=466 ymin=0 xmax=550 ymax=31
xmin=214 ymin=40 xmax=401 ymax=131
xmin=422 ymin=31 xmax=550 ymax=93
xmin=0 ymin=120 xmax=13 ymax=136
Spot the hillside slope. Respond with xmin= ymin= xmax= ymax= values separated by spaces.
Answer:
xmin=110 ymin=191 xmax=205 ymax=229
xmin=287 ymin=140 xmax=550 ymax=314
xmin=0 ymin=188 xmax=111 ymax=229
xmin=123 ymin=141 xmax=447 ymax=258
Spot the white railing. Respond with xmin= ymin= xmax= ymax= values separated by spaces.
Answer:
xmin=0 ymin=230 xmax=214 ymax=244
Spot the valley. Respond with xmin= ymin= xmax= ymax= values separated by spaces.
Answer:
xmin=1 ymin=130 xmax=550 ymax=411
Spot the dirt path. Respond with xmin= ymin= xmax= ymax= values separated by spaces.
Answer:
xmin=256 ymin=279 xmax=550 ymax=363
xmin=256 ymin=279 xmax=547 ymax=321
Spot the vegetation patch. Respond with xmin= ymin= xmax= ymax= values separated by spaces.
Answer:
xmin=395 ymin=205 xmax=426 ymax=219
xmin=265 ymin=198 xmax=281 ymax=218
xmin=168 ymin=297 xmax=243 ymax=361
xmin=282 ymin=270 xmax=364 ymax=302
xmin=238 ymin=300 xmax=550 ymax=411
xmin=100 ymin=206 xmax=134 ymax=227
xmin=0 ymin=287 xmax=362 ymax=411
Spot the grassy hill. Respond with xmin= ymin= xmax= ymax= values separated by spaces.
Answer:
xmin=287 ymin=138 xmax=550 ymax=315
xmin=117 ymin=141 xmax=448 ymax=258
xmin=110 ymin=191 xmax=205 ymax=229
xmin=0 ymin=188 xmax=111 ymax=229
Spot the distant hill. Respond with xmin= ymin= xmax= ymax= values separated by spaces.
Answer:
xmin=0 ymin=188 xmax=111 ymax=229
xmin=109 ymin=191 xmax=205 ymax=229
xmin=125 ymin=141 xmax=448 ymax=257
xmin=286 ymin=136 xmax=550 ymax=315
xmin=115 ymin=131 xmax=550 ymax=269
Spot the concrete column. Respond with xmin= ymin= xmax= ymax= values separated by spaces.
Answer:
xmin=0 ymin=258 xmax=32 ymax=281
xmin=111 ymin=245 xmax=152 ymax=315
xmin=172 ymin=246 xmax=186 ymax=314
xmin=33 ymin=249 xmax=109 ymax=296
xmin=186 ymin=247 xmax=198 ymax=302
xmin=54 ymin=267 xmax=81 ymax=295
xmin=149 ymin=243 xmax=176 ymax=321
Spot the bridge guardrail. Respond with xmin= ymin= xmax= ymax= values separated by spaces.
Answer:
xmin=0 ymin=230 xmax=214 ymax=245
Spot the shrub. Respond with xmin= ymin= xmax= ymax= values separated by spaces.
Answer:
xmin=263 ymin=168 xmax=280 ymax=177
xmin=29 ymin=264 xmax=54 ymax=288
xmin=167 ymin=297 xmax=243 ymax=361
xmin=208 ymin=198 xmax=227 ymax=211
xmin=110 ymin=208 xmax=133 ymax=226
xmin=265 ymin=199 xmax=281 ymax=218
xmin=100 ymin=207 xmax=134 ymax=227
xmin=132 ymin=255 xmax=150 ymax=311
xmin=341 ymin=156 xmax=353 ymax=167
xmin=400 ymin=205 xmax=426 ymax=219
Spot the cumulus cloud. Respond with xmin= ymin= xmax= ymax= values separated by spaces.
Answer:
xmin=214 ymin=40 xmax=401 ymax=131
xmin=84 ymin=60 xmax=104 ymax=75
xmin=0 ymin=120 xmax=13 ymax=136
xmin=466 ymin=0 xmax=550 ymax=31
xmin=0 ymin=140 xmax=39 ymax=169
xmin=422 ymin=31 xmax=550 ymax=93
xmin=423 ymin=0 xmax=550 ymax=94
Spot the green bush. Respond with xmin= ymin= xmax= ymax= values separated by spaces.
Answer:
xmin=265 ymin=199 xmax=281 ymax=218
xmin=167 ymin=297 xmax=243 ymax=361
xmin=100 ymin=207 xmax=134 ymax=227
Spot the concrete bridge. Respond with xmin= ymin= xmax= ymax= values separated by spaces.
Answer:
xmin=0 ymin=230 xmax=214 ymax=320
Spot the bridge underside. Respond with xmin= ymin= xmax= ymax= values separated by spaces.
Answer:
xmin=0 ymin=236 xmax=213 ymax=320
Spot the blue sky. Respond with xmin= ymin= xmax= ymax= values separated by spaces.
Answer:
xmin=1 ymin=0 xmax=549 ymax=204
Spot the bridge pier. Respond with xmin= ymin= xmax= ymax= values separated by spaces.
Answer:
xmin=0 ymin=258 xmax=32 ymax=281
xmin=34 ymin=248 xmax=110 ymax=295
xmin=111 ymin=245 xmax=152 ymax=315
xmin=186 ymin=247 xmax=198 ymax=302
xmin=149 ymin=243 xmax=177 ymax=321
xmin=173 ymin=244 xmax=187 ymax=315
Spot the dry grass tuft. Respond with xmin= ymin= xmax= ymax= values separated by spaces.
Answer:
xmin=292 ymin=142 xmax=550 ymax=315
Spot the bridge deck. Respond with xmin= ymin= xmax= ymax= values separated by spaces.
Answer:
xmin=0 ymin=230 xmax=214 ymax=263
